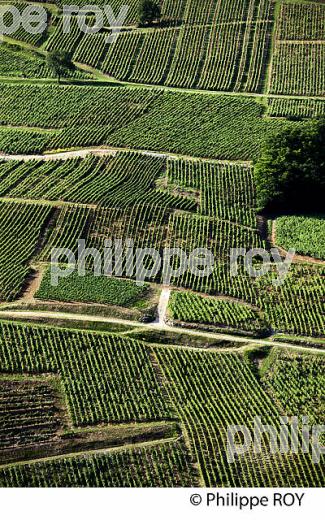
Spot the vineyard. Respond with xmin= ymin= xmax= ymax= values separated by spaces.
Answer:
xmin=267 ymin=98 xmax=325 ymax=119
xmin=0 ymin=156 xmax=321 ymax=338
xmin=261 ymin=348 xmax=325 ymax=425
xmin=0 ymin=84 xmax=296 ymax=158
xmin=2 ymin=3 xmax=49 ymax=46
xmin=36 ymin=270 xmax=149 ymax=306
xmin=154 ymin=346 xmax=325 ymax=487
xmin=0 ymin=153 xmax=256 ymax=218
xmin=0 ymin=321 xmax=172 ymax=426
xmin=0 ymin=202 xmax=52 ymax=301
xmin=270 ymin=42 xmax=325 ymax=97
xmin=0 ymin=0 xmax=324 ymax=493
xmin=167 ymin=158 xmax=257 ymax=226
xmin=0 ymin=44 xmax=66 ymax=79
xmin=270 ymin=2 xmax=325 ymax=97
xmin=40 ymin=0 xmax=274 ymax=93
xmin=168 ymin=291 xmax=266 ymax=335
xmin=0 ymin=319 xmax=323 ymax=487
xmin=275 ymin=216 xmax=325 ymax=261
xmin=276 ymin=2 xmax=325 ymax=41
xmin=0 ymin=376 xmax=63 ymax=453
xmin=0 ymin=439 xmax=196 ymax=487
xmin=169 ymin=260 xmax=324 ymax=338
xmin=105 ymin=92 xmax=294 ymax=160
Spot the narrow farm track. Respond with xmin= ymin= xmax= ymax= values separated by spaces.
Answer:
xmin=0 ymin=309 xmax=323 ymax=354
xmin=54 ymin=61 xmax=325 ymax=102
xmin=155 ymin=288 xmax=171 ymax=326
xmin=0 ymin=146 xmax=251 ymax=165
xmin=0 ymin=434 xmax=181 ymax=470
xmin=0 ymin=196 xmax=97 ymax=209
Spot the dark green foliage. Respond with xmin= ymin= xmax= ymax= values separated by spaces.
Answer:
xmin=254 ymin=119 xmax=325 ymax=212
xmin=46 ymin=50 xmax=73 ymax=82
xmin=36 ymin=270 xmax=149 ymax=306
xmin=138 ymin=0 xmax=161 ymax=25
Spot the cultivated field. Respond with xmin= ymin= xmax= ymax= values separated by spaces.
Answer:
xmin=0 ymin=0 xmax=324 ymax=488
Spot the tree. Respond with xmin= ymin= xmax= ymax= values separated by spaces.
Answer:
xmin=46 ymin=50 xmax=72 ymax=83
xmin=253 ymin=119 xmax=325 ymax=213
xmin=138 ymin=0 xmax=161 ymax=26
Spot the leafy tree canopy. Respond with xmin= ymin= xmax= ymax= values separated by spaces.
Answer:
xmin=254 ymin=119 xmax=325 ymax=213
xmin=46 ymin=50 xmax=73 ymax=82
xmin=138 ymin=0 xmax=161 ymax=26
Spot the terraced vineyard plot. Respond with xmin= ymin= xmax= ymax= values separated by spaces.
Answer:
xmin=37 ymin=270 xmax=149 ymax=306
xmin=129 ymin=28 xmax=179 ymax=84
xmin=0 ymin=156 xmax=105 ymax=201
xmin=0 ymin=376 xmax=63 ymax=457
xmin=182 ymin=0 xmax=218 ymax=25
xmin=261 ymin=349 xmax=325 ymax=425
xmin=0 ymin=43 xmax=90 ymax=80
xmin=80 ymin=0 xmax=273 ymax=92
xmin=0 ymin=439 xmax=195 ymax=487
xmin=161 ymin=0 xmax=187 ymax=23
xmin=0 ymin=84 xmax=162 ymax=132
xmin=169 ymin=291 xmax=266 ymax=335
xmin=166 ymin=211 xmax=264 ymax=266
xmin=0 ymin=44 xmax=56 ymax=79
xmin=270 ymin=2 xmax=325 ymax=97
xmin=275 ymin=216 xmax=325 ymax=260
xmin=39 ymin=203 xmax=170 ymax=267
xmin=2 ymin=3 xmax=49 ymax=46
xmin=100 ymin=1 xmax=273 ymax=92
xmin=0 ymin=153 xmax=255 ymax=223
xmin=165 ymin=25 xmax=210 ymax=89
xmin=196 ymin=19 xmax=273 ymax=92
xmin=76 ymin=151 xmax=184 ymax=210
xmin=163 ymin=0 xmax=271 ymax=26
xmin=0 ymin=160 xmax=43 ymax=196
xmin=0 ymin=85 xmax=298 ymax=158
xmin=0 ymin=321 xmax=172 ymax=426
xmin=38 ymin=202 xmax=324 ymax=338
xmin=101 ymin=31 xmax=145 ymax=80
xmin=267 ymin=98 xmax=325 ymax=118
xmin=58 ymin=0 xmax=143 ymax=26
xmin=170 ymin=261 xmax=325 ymax=338
xmin=270 ymin=42 xmax=325 ymax=97
xmin=87 ymin=204 xmax=170 ymax=259
xmin=276 ymin=3 xmax=325 ymax=41
xmin=102 ymin=28 xmax=179 ymax=85
xmin=73 ymin=33 xmax=109 ymax=69
xmin=45 ymin=16 xmax=84 ymax=53
xmin=259 ymin=266 xmax=325 ymax=338
xmin=154 ymin=347 xmax=324 ymax=487
xmin=167 ymin=158 xmax=256 ymax=226
xmin=0 ymin=202 xmax=52 ymax=301
xmin=229 ymin=265 xmax=325 ymax=338
xmin=39 ymin=205 xmax=92 ymax=262
xmin=0 ymin=128 xmax=54 ymax=155
xmin=108 ymin=92 xmax=295 ymax=160
xmin=0 ymin=152 xmax=196 ymax=210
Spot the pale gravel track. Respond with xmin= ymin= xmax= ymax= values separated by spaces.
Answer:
xmin=0 ymin=146 xmax=250 ymax=165
xmin=0 ymin=310 xmax=323 ymax=354
xmin=154 ymin=288 xmax=171 ymax=326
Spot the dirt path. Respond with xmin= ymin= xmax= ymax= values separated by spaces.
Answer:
xmin=0 ymin=432 xmax=180 ymax=470
xmin=154 ymin=288 xmax=171 ymax=326
xmin=0 ymin=309 xmax=323 ymax=353
xmin=19 ymin=265 xmax=46 ymax=304
xmin=0 ymin=148 xmax=118 ymax=162
xmin=0 ymin=146 xmax=250 ymax=165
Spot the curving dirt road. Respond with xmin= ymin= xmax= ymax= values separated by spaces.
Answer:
xmin=0 ymin=309 xmax=323 ymax=354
